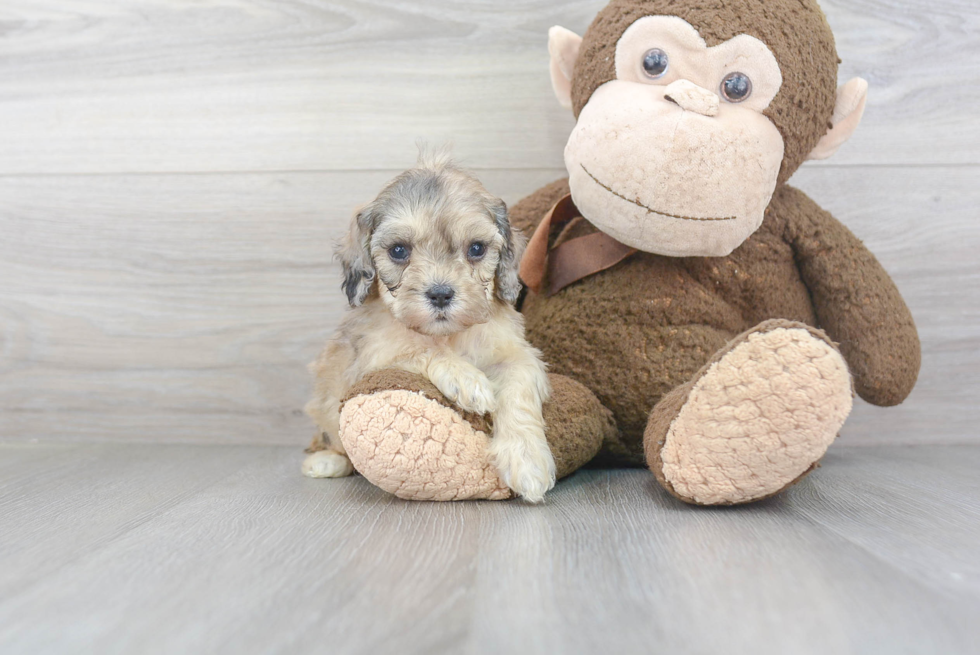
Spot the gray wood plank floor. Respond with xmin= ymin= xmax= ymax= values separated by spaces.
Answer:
xmin=1 ymin=443 xmax=978 ymax=655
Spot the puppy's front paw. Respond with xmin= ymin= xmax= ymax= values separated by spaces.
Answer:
xmin=430 ymin=363 xmax=497 ymax=415
xmin=455 ymin=371 xmax=497 ymax=415
xmin=489 ymin=435 xmax=556 ymax=503
xmin=302 ymin=450 xmax=354 ymax=478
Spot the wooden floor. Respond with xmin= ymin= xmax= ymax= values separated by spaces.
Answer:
xmin=1 ymin=444 xmax=978 ymax=655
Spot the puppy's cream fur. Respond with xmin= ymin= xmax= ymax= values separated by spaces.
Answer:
xmin=303 ymin=150 xmax=555 ymax=502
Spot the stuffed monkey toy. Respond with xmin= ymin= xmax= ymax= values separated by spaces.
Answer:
xmin=323 ymin=0 xmax=920 ymax=504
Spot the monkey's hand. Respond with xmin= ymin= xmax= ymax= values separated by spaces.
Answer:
xmin=427 ymin=356 xmax=497 ymax=416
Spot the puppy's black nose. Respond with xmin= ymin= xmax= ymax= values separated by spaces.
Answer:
xmin=425 ymin=285 xmax=455 ymax=309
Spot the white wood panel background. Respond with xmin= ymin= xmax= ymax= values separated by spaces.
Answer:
xmin=0 ymin=0 xmax=977 ymax=447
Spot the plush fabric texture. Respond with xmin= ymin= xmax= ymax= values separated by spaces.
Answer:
xmin=341 ymin=388 xmax=512 ymax=501
xmin=512 ymin=182 xmax=920 ymax=465
xmin=662 ymin=79 xmax=719 ymax=116
xmin=323 ymin=0 xmax=918 ymax=505
xmin=570 ymin=0 xmax=839 ymax=185
xmin=612 ymin=16 xmax=785 ymax=115
xmin=644 ymin=320 xmax=853 ymax=505
xmin=342 ymin=369 xmax=492 ymax=434
xmin=549 ymin=26 xmax=582 ymax=109
xmin=337 ymin=369 xmax=612 ymax=500
xmin=564 ymin=79 xmax=785 ymax=256
xmin=782 ymin=188 xmax=921 ymax=406
xmin=541 ymin=373 xmax=617 ymax=476
xmin=807 ymin=78 xmax=869 ymax=160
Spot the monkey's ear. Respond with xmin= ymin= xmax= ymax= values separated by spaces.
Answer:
xmin=335 ymin=207 xmax=377 ymax=307
xmin=490 ymin=200 xmax=526 ymax=304
xmin=807 ymin=78 xmax=869 ymax=161
xmin=549 ymin=26 xmax=583 ymax=110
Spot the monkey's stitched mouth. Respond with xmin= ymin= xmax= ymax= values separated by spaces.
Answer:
xmin=581 ymin=165 xmax=737 ymax=222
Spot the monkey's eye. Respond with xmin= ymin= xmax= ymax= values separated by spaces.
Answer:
xmin=467 ymin=242 xmax=486 ymax=260
xmin=388 ymin=244 xmax=410 ymax=262
xmin=721 ymin=72 xmax=753 ymax=103
xmin=641 ymin=48 xmax=669 ymax=79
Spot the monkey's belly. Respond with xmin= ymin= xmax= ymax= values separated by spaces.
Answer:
xmin=524 ymin=302 xmax=731 ymax=462
xmin=521 ymin=254 xmax=816 ymax=463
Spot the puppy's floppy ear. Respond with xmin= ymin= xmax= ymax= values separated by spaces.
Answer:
xmin=490 ymin=199 xmax=526 ymax=304
xmin=335 ymin=206 xmax=377 ymax=307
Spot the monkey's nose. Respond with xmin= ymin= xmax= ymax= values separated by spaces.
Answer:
xmin=426 ymin=285 xmax=455 ymax=309
xmin=663 ymin=79 xmax=719 ymax=117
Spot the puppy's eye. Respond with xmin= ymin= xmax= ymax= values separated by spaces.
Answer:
xmin=641 ymin=48 xmax=669 ymax=79
xmin=388 ymin=244 xmax=410 ymax=262
xmin=467 ymin=242 xmax=486 ymax=259
xmin=720 ymin=72 xmax=752 ymax=103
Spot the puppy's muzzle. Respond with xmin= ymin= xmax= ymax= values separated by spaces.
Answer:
xmin=425 ymin=284 xmax=455 ymax=309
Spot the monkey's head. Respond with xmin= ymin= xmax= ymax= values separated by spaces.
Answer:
xmin=549 ymin=0 xmax=868 ymax=257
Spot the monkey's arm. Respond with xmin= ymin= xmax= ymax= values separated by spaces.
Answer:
xmin=782 ymin=186 xmax=920 ymax=406
xmin=509 ymin=178 xmax=570 ymax=238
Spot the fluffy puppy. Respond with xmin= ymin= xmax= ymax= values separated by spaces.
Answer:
xmin=302 ymin=151 xmax=556 ymax=502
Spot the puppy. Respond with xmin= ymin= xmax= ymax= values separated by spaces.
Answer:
xmin=301 ymin=150 xmax=556 ymax=502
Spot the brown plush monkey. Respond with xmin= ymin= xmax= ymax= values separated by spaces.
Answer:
xmin=331 ymin=0 xmax=920 ymax=504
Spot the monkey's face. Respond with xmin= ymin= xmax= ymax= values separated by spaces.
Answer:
xmin=549 ymin=7 xmax=867 ymax=259
xmin=564 ymin=17 xmax=784 ymax=257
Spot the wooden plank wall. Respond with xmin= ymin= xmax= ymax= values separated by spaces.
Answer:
xmin=1 ymin=0 xmax=977 ymax=446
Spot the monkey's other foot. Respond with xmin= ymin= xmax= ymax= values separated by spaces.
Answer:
xmin=645 ymin=320 xmax=853 ymax=505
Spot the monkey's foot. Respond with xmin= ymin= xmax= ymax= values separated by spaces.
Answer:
xmin=338 ymin=370 xmax=612 ymax=501
xmin=339 ymin=370 xmax=511 ymax=501
xmin=644 ymin=320 xmax=853 ymax=505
